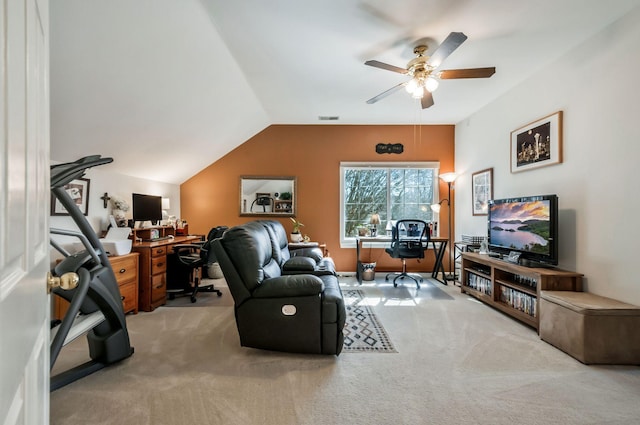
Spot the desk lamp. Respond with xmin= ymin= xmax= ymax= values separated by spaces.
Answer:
xmin=370 ymin=213 xmax=381 ymax=237
xmin=161 ymin=198 xmax=171 ymax=223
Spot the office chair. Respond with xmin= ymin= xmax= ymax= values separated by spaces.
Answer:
xmin=385 ymin=219 xmax=429 ymax=289
xmin=201 ymin=226 xmax=228 ymax=278
xmin=167 ymin=226 xmax=227 ymax=303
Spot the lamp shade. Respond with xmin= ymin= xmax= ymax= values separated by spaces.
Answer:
xmin=430 ymin=203 xmax=442 ymax=213
xmin=370 ymin=213 xmax=381 ymax=225
xmin=439 ymin=172 xmax=458 ymax=183
xmin=161 ymin=198 xmax=171 ymax=210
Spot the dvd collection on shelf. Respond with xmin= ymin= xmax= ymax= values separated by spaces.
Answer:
xmin=466 ymin=272 xmax=492 ymax=295
xmin=498 ymin=285 xmax=537 ymax=317
xmin=510 ymin=273 xmax=538 ymax=289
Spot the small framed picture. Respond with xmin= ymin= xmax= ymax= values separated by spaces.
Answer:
xmin=510 ymin=111 xmax=563 ymax=173
xmin=51 ymin=178 xmax=90 ymax=216
xmin=472 ymin=168 xmax=493 ymax=216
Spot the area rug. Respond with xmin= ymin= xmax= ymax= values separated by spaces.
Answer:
xmin=342 ymin=289 xmax=397 ymax=353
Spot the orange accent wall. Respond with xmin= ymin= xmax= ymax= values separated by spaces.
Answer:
xmin=180 ymin=124 xmax=455 ymax=272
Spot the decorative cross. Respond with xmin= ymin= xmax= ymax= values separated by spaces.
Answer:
xmin=100 ymin=192 xmax=111 ymax=209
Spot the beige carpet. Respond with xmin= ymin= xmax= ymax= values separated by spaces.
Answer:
xmin=50 ymin=275 xmax=640 ymax=425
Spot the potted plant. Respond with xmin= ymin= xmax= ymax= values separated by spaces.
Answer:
xmin=289 ymin=217 xmax=304 ymax=242
xmin=357 ymin=223 xmax=369 ymax=237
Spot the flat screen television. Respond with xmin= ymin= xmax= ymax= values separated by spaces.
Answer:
xmin=487 ymin=194 xmax=558 ymax=266
xmin=132 ymin=193 xmax=162 ymax=224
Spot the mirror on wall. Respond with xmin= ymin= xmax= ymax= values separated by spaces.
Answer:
xmin=239 ymin=176 xmax=297 ymax=217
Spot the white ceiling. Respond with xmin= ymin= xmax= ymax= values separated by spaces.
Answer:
xmin=49 ymin=0 xmax=639 ymax=183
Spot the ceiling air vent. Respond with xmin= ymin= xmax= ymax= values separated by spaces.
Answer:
xmin=318 ymin=116 xmax=339 ymax=121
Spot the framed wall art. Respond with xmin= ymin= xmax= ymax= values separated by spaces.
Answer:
xmin=51 ymin=178 xmax=90 ymax=216
xmin=510 ymin=110 xmax=563 ymax=173
xmin=472 ymin=168 xmax=493 ymax=216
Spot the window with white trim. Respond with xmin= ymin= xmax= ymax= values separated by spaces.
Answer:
xmin=340 ymin=162 xmax=440 ymax=245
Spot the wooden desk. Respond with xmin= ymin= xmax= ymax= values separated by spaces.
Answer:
xmin=132 ymin=235 xmax=200 ymax=311
xmin=355 ymin=236 xmax=449 ymax=285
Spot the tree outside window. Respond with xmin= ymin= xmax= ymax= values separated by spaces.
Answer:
xmin=342 ymin=163 xmax=438 ymax=239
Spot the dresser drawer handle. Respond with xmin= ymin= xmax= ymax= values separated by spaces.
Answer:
xmin=156 ymin=262 xmax=164 ymax=268
xmin=121 ymin=296 xmax=125 ymax=301
xmin=157 ymin=249 xmax=164 ymax=254
xmin=155 ymin=282 xmax=165 ymax=289
xmin=119 ymin=268 xmax=126 ymax=273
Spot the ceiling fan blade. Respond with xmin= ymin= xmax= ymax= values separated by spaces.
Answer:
xmin=421 ymin=91 xmax=434 ymax=109
xmin=427 ymin=32 xmax=467 ymax=68
xmin=366 ymin=83 xmax=406 ymax=104
xmin=439 ymin=67 xmax=496 ymax=79
xmin=364 ymin=60 xmax=408 ymax=74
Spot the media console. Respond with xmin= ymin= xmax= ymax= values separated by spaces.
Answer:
xmin=460 ymin=252 xmax=583 ymax=331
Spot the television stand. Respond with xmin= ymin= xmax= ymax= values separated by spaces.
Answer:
xmin=460 ymin=252 xmax=583 ymax=331
xmin=518 ymin=258 xmax=555 ymax=268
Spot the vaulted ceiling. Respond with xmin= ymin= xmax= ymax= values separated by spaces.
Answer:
xmin=49 ymin=0 xmax=639 ymax=183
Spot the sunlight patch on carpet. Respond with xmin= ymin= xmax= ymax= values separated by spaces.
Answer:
xmin=343 ymin=289 xmax=397 ymax=353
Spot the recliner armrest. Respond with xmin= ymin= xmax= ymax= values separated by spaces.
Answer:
xmin=290 ymin=247 xmax=323 ymax=262
xmin=253 ymin=275 xmax=324 ymax=298
xmin=283 ymin=256 xmax=316 ymax=272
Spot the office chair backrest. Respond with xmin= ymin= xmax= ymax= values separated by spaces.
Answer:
xmin=391 ymin=219 xmax=430 ymax=258
xmin=206 ymin=225 xmax=228 ymax=241
xmin=201 ymin=226 xmax=229 ymax=263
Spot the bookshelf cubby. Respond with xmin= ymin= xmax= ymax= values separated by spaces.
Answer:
xmin=461 ymin=252 xmax=583 ymax=330
xmin=130 ymin=225 xmax=175 ymax=242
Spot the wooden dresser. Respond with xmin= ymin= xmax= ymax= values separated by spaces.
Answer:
xmin=110 ymin=252 xmax=140 ymax=314
xmin=132 ymin=235 xmax=200 ymax=311
xmin=53 ymin=252 xmax=140 ymax=319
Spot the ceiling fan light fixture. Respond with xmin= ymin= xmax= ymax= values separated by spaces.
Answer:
xmin=405 ymin=78 xmax=419 ymax=94
xmin=425 ymin=76 xmax=439 ymax=93
xmin=411 ymin=85 xmax=424 ymax=99
xmin=364 ymin=32 xmax=495 ymax=109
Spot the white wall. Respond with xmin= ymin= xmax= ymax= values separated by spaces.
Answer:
xmin=50 ymin=164 xmax=180 ymax=249
xmin=455 ymin=6 xmax=640 ymax=304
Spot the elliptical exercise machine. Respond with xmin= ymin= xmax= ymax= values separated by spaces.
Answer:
xmin=49 ymin=155 xmax=134 ymax=391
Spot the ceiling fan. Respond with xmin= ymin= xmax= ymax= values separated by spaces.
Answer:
xmin=365 ymin=32 xmax=495 ymax=109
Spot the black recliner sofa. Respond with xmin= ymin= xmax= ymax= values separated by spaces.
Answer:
xmin=212 ymin=220 xmax=345 ymax=355
xmin=260 ymin=220 xmax=336 ymax=276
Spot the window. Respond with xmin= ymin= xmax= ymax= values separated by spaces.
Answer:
xmin=340 ymin=162 xmax=440 ymax=245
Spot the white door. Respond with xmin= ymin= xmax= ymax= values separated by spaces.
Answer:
xmin=1 ymin=0 xmax=50 ymax=423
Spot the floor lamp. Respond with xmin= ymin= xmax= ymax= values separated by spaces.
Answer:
xmin=431 ymin=172 xmax=457 ymax=282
